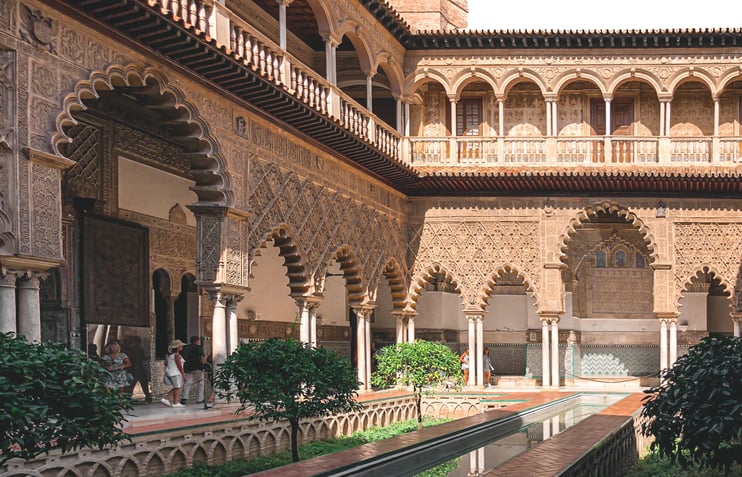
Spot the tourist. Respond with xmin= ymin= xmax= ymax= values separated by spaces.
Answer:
xmin=161 ymin=339 xmax=187 ymax=408
xmin=483 ymin=347 xmax=494 ymax=387
xmin=459 ymin=347 xmax=470 ymax=384
xmin=181 ymin=336 xmax=206 ymax=405
xmin=123 ymin=335 xmax=152 ymax=403
xmin=101 ymin=339 xmax=132 ymax=392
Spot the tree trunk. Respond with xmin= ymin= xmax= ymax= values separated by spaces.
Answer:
xmin=290 ymin=418 xmax=300 ymax=462
xmin=416 ymin=390 xmax=423 ymax=431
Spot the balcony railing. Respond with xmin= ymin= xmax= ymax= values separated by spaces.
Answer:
xmin=409 ymin=136 xmax=740 ymax=166
xmin=147 ymin=0 xmax=402 ymax=161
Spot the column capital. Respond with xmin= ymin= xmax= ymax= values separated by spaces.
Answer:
xmin=391 ymin=309 xmax=417 ymax=319
xmin=729 ymin=312 xmax=742 ymax=322
xmin=464 ymin=310 xmax=483 ymax=321
xmin=16 ymin=271 xmax=47 ymax=289
xmin=0 ymin=270 xmax=19 ymax=287
xmin=207 ymin=291 xmax=228 ymax=307
xmin=656 ymin=312 xmax=679 ymax=324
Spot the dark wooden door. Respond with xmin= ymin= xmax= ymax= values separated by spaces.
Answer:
xmin=591 ymin=98 xmax=634 ymax=162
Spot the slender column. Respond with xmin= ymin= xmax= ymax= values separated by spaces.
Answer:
xmin=713 ymin=99 xmax=720 ymax=136
xmin=394 ymin=313 xmax=406 ymax=344
xmin=324 ymin=39 xmax=337 ymax=85
xmin=395 ymin=97 xmax=402 ymax=133
xmin=605 ymin=98 xmax=612 ymax=136
xmin=407 ymin=316 xmax=415 ymax=343
xmin=476 ymin=316 xmax=484 ymax=387
xmin=277 ymin=0 xmax=288 ymax=50
xmin=498 ymin=100 xmax=505 ymax=136
xmin=298 ymin=300 xmax=311 ymax=344
xmin=659 ymin=101 xmax=666 ymax=136
xmin=551 ymin=100 xmax=558 ymax=136
xmin=0 ymin=271 xmax=17 ymax=334
xmin=669 ymin=319 xmax=678 ymax=367
xmin=543 ymin=419 xmax=551 ymax=440
xmin=541 ymin=318 xmax=551 ymax=388
xmin=210 ymin=292 xmax=228 ymax=368
xmin=308 ymin=303 xmax=318 ymax=347
xmin=665 ymin=101 xmax=671 ymax=136
xmin=550 ymin=318 xmax=560 ymax=388
xmin=365 ymin=313 xmax=372 ymax=385
xmin=227 ymin=296 xmax=242 ymax=354
xmin=366 ymin=75 xmax=373 ymax=114
xmin=355 ymin=309 xmax=368 ymax=390
xmin=659 ymin=319 xmax=668 ymax=371
xmin=17 ymin=273 xmax=43 ymax=343
xmin=477 ymin=447 xmax=485 ymax=474
xmin=450 ymin=99 xmax=457 ymax=135
xmin=732 ymin=313 xmax=742 ymax=338
xmin=404 ymin=102 xmax=411 ymax=136
xmin=545 ymin=101 xmax=552 ymax=136
xmin=467 ymin=316 xmax=476 ymax=386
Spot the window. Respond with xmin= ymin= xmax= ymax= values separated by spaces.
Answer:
xmin=595 ymin=250 xmax=607 ymax=268
xmin=615 ymin=249 xmax=627 ymax=268
xmin=456 ymin=98 xmax=482 ymax=136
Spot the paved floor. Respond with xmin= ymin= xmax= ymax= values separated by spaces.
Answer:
xmin=122 ymin=388 xmax=646 ymax=475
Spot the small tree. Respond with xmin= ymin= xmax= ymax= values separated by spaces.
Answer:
xmin=371 ymin=340 xmax=461 ymax=430
xmin=0 ymin=332 xmax=132 ymax=464
xmin=640 ymin=335 xmax=742 ymax=473
xmin=214 ymin=338 xmax=362 ymax=462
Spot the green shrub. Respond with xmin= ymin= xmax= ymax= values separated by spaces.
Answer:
xmin=627 ymin=449 xmax=740 ymax=477
xmin=0 ymin=332 xmax=131 ymax=464
xmin=640 ymin=335 xmax=742 ymax=473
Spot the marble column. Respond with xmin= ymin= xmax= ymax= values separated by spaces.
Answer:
xmin=298 ymin=300 xmax=311 ymax=344
xmin=467 ymin=316 xmax=476 ymax=386
xmin=476 ymin=316 xmax=484 ymax=387
xmin=17 ymin=273 xmax=43 ymax=343
xmin=406 ymin=316 xmax=415 ymax=343
xmin=541 ymin=318 xmax=551 ymax=388
xmin=308 ymin=302 xmax=319 ymax=347
xmin=0 ymin=271 xmax=17 ymax=334
xmin=669 ymin=319 xmax=678 ymax=367
xmin=659 ymin=318 xmax=668 ymax=371
xmin=210 ymin=292 xmax=228 ymax=368
xmin=355 ymin=308 xmax=368 ymax=390
xmin=732 ymin=313 xmax=742 ymax=338
xmin=227 ymin=296 xmax=242 ymax=354
xmin=551 ymin=317 xmax=560 ymax=388
xmin=394 ymin=314 xmax=406 ymax=344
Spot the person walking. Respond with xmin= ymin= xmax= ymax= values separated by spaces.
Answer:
xmin=181 ymin=336 xmax=208 ymax=406
xmin=161 ymin=339 xmax=187 ymax=408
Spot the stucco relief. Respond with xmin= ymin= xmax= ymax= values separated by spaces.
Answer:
xmin=30 ymin=162 xmax=61 ymax=258
xmin=245 ymin=155 xmax=407 ymax=298
xmin=407 ymin=219 xmax=541 ymax=308
xmin=19 ymin=4 xmax=56 ymax=53
xmin=195 ymin=212 xmax=223 ymax=284
xmin=0 ymin=50 xmax=15 ymax=252
xmin=673 ymin=222 xmax=742 ymax=307
xmin=225 ymin=215 xmax=246 ymax=287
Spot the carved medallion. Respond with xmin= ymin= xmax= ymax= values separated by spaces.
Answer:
xmin=20 ymin=5 xmax=57 ymax=53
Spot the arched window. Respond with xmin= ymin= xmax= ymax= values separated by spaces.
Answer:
xmin=595 ymin=250 xmax=607 ymax=268
xmin=635 ymin=253 xmax=645 ymax=269
xmin=615 ymin=249 xmax=627 ymax=268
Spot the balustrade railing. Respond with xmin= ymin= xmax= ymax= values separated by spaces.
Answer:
xmin=410 ymin=137 xmax=450 ymax=164
xmin=719 ymin=137 xmax=742 ymax=162
xmin=670 ymin=137 xmax=713 ymax=162
xmin=503 ymin=137 xmax=547 ymax=163
xmin=611 ymin=137 xmax=659 ymax=163
xmin=556 ymin=137 xmax=604 ymax=163
xmin=455 ymin=137 xmax=498 ymax=164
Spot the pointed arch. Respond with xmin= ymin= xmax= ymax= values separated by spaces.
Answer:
xmin=558 ymin=201 xmax=659 ymax=264
xmin=54 ymin=63 xmax=230 ymax=205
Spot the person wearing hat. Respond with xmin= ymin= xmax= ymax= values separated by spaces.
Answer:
xmin=161 ymin=339 xmax=187 ymax=408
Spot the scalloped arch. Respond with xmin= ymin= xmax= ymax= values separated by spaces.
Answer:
xmin=478 ymin=263 xmax=540 ymax=311
xmin=558 ymin=201 xmax=659 ymax=264
xmin=377 ymin=257 xmax=408 ymax=311
xmin=407 ymin=263 xmax=465 ymax=311
xmin=678 ymin=264 xmax=736 ymax=313
xmin=316 ymin=245 xmax=365 ymax=306
xmin=252 ymin=224 xmax=310 ymax=297
xmin=53 ymin=64 xmax=230 ymax=205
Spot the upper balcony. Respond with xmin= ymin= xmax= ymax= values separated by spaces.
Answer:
xmin=60 ymin=0 xmax=742 ymax=195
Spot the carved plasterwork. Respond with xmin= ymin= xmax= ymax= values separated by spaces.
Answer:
xmin=245 ymin=155 xmax=408 ymax=301
xmin=30 ymin=162 xmax=61 ymax=259
xmin=407 ymin=218 xmax=541 ymax=309
xmin=0 ymin=50 xmax=15 ymax=253
xmin=20 ymin=4 xmax=57 ymax=53
xmin=673 ymin=222 xmax=742 ymax=309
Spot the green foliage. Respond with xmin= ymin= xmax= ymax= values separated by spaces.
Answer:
xmin=0 ymin=332 xmax=132 ymax=464
xmin=371 ymin=340 xmax=462 ymax=393
xmin=640 ymin=335 xmax=742 ymax=473
xmin=163 ymin=417 xmax=453 ymax=477
xmin=626 ymin=448 xmax=740 ymax=477
xmin=213 ymin=338 xmax=362 ymax=461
